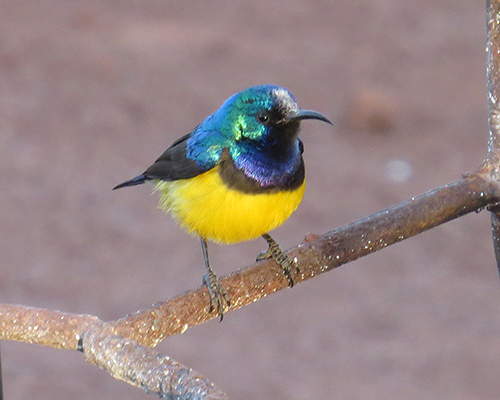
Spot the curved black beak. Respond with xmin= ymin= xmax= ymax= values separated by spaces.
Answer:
xmin=289 ymin=109 xmax=332 ymax=125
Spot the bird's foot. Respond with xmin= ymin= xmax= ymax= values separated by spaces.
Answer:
xmin=256 ymin=248 xmax=272 ymax=261
xmin=202 ymin=269 xmax=230 ymax=321
xmin=259 ymin=233 xmax=296 ymax=287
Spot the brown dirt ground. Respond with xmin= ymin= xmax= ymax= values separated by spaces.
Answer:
xmin=0 ymin=1 xmax=497 ymax=399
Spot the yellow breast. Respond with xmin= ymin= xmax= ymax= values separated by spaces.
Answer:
xmin=154 ymin=166 xmax=305 ymax=244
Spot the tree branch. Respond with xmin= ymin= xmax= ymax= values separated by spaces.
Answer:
xmin=0 ymin=304 xmax=101 ymax=349
xmin=81 ymin=329 xmax=227 ymax=399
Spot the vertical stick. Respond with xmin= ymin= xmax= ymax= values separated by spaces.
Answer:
xmin=486 ymin=0 xmax=500 ymax=274
xmin=0 ymin=344 xmax=4 ymax=400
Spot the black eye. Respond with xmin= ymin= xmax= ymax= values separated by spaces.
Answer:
xmin=257 ymin=111 xmax=269 ymax=124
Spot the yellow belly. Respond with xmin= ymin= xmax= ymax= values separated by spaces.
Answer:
xmin=154 ymin=165 xmax=305 ymax=244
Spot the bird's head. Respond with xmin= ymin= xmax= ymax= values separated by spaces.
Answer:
xmin=219 ymin=84 xmax=332 ymax=144
xmin=187 ymin=85 xmax=332 ymax=169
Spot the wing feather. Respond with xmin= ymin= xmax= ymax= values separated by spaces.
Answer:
xmin=113 ymin=132 xmax=212 ymax=190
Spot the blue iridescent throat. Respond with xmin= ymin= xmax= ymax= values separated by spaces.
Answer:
xmin=231 ymin=136 xmax=303 ymax=188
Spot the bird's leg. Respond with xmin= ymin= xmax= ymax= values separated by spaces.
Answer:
xmin=200 ymin=237 xmax=230 ymax=320
xmin=258 ymin=233 xmax=295 ymax=287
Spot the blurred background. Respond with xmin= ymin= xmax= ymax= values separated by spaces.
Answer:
xmin=0 ymin=1 xmax=496 ymax=399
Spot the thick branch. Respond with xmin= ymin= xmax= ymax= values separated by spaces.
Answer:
xmin=0 ymin=307 xmax=228 ymax=398
xmin=0 ymin=305 xmax=102 ymax=348
xmin=82 ymin=329 xmax=227 ymax=399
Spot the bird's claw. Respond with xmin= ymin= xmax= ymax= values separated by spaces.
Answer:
xmin=256 ymin=248 xmax=272 ymax=261
xmin=277 ymin=255 xmax=295 ymax=287
xmin=260 ymin=233 xmax=297 ymax=287
xmin=203 ymin=269 xmax=230 ymax=321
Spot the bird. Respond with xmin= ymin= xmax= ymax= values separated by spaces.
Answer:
xmin=114 ymin=84 xmax=332 ymax=319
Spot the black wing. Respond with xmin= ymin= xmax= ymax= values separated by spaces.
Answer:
xmin=113 ymin=132 xmax=210 ymax=190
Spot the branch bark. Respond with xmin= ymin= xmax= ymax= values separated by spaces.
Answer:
xmin=81 ymin=329 xmax=227 ymax=399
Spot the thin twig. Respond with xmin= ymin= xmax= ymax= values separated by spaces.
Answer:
xmin=485 ymin=0 xmax=500 ymax=273
xmin=486 ymin=0 xmax=500 ymax=172
xmin=0 ymin=343 xmax=3 ymax=400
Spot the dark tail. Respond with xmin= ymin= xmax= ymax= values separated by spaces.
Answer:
xmin=113 ymin=174 xmax=150 ymax=190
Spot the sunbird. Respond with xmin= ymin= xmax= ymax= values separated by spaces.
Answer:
xmin=114 ymin=84 xmax=331 ymax=319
